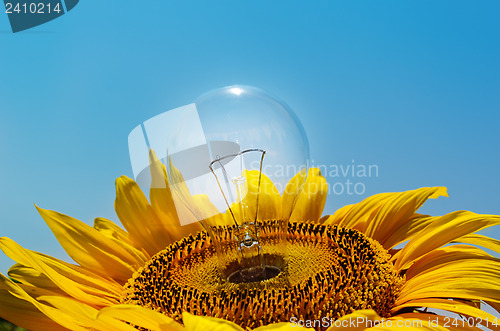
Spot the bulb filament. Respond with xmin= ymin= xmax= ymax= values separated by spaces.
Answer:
xmin=209 ymin=149 xmax=266 ymax=270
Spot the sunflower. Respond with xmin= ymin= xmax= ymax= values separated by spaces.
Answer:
xmin=1 ymin=151 xmax=499 ymax=331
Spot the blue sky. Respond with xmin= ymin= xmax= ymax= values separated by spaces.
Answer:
xmin=0 ymin=1 xmax=499 ymax=272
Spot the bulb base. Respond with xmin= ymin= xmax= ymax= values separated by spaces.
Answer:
xmin=223 ymin=252 xmax=286 ymax=283
xmin=227 ymin=265 xmax=281 ymax=283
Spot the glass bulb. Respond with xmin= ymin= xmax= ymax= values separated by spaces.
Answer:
xmin=128 ymin=85 xmax=309 ymax=283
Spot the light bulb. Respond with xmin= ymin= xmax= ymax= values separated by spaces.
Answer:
xmin=128 ymin=85 xmax=309 ymax=283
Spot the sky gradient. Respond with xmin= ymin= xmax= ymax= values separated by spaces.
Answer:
xmin=0 ymin=1 xmax=499 ymax=272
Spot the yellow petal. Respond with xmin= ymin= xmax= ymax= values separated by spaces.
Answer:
xmin=0 ymin=286 xmax=66 ymax=331
xmin=166 ymin=156 xmax=218 ymax=225
xmin=37 ymin=206 xmax=144 ymax=283
xmin=218 ymin=170 xmax=282 ymax=225
xmin=154 ymin=156 xmax=221 ymax=229
xmin=149 ymin=150 xmax=204 ymax=240
xmin=320 ymin=204 xmax=354 ymax=226
xmin=454 ymin=234 xmax=500 ymax=254
xmin=200 ymin=206 xmax=235 ymax=227
xmin=7 ymin=264 xmax=65 ymax=299
xmin=93 ymin=217 xmax=150 ymax=266
xmin=8 ymin=263 xmax=112 ymax=303
xmin=395 ymin=211 xmax=500 ymax=270
xmin=182 ymin=311 xmax=244 ymax=331
xmin=282 ymin=168 xmax=307 ymax=221
xmin=244 ymin=169 xmax=282 ymax=221
xmin=392 ymin=298 xmax=499 ymax=328
xmin=397 ymin=259 xmax=500 ymax=304
xmin=93 ymin=217 xmax=134 ymax=246
xmin=322 ymin=187 xmax=447 ymax=245
xmin=0 ymin=273 xmax=90 ymax=330
xmin=149 ymin=149 xmax=179 ymax=223
xmin=403 ymin=245 xmax=493 ymax=280
xmin=382 ymin=214 xmax=437 ymax=249
xmin=322 ymin=192 xmax=393 ymax=231
xmin=8 ymin=263 xmax=61 ymax=292
xmin=326 ymin=309 xmax=382 ymax=330
xmin=290 ymin=168 xmax=328 ymax=223
xmin=39 ymin=296 xmax=138 ymax=331
xmin=363 ymin=187 xmax=448 ymax=245
xmin=115 ymin=175 xmax=176 ymax=255
xmin=0 ymin=237 xmax=120 ymax=307
xmin=98 ymin=304 xmax=184 ymax=331
xmin=254 ymin=321 xmax=312 ymax=330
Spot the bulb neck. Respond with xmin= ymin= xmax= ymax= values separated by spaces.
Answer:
xmin=234 ymin=222 xmax=262 ymax=265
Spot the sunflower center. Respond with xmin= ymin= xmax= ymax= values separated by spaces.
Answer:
xmin=121 ymin=221 xmax=404 ymax=330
